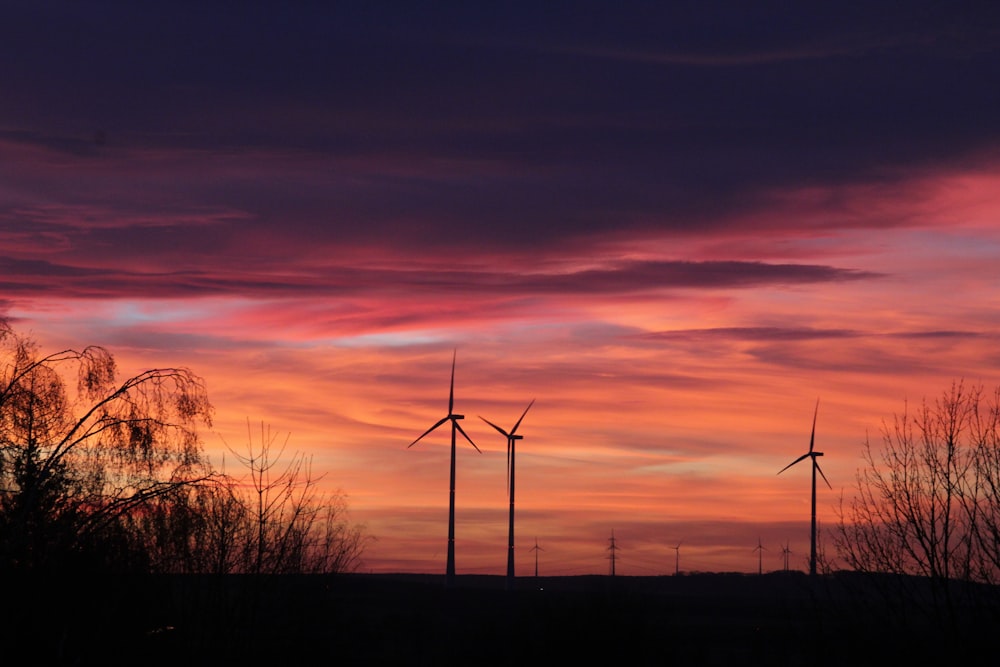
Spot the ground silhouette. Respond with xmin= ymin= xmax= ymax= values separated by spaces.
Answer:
xmin=5 ymin=570 xmax=996 ymax=665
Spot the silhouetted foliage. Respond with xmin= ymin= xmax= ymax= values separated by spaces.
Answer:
xmin=209 ymin=421 xmax=369 ymax=575
xmin=834 ymin=381 xmax=1000 ymax=631
xmin=0 ymin=321 xmax=213 ymax=572
xmin=0 ymin=322 xmax=368 ymax=578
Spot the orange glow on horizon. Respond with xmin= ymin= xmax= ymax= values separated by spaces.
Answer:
xmin=6 ymin=119 xmax=1000 ymax=578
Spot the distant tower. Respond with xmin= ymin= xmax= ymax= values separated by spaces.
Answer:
xmin=782 ymin=541 xmax=792 ymax=572
xmin=407 ymin=351 xmax=481 ymax=587
xmin=530 ymin=537 xmax=543 ymax=577
xmin=673 ymin=542 xmax=682 ymax=576
xmin=608 ymin=530 xmax=619 ymax=576
xmin=753 ymin=537 xmax=767 ymax=575
xmin=479 ymin=399 xmax=534 ymax=592
xmin=777 ymin=399 xmax=832 ymax=577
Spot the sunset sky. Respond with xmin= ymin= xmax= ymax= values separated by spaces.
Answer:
xmin=4 ymin=2 xmax=1000 ymax=576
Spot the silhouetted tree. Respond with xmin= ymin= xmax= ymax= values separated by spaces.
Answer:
xmin=221 ymin=421 xmax=368 ymax=575
xmin=0 ymin=321 xmax=369 ymax=577
xmin=119 ymin=479 xmax=249 ymax=574
xmin=965 ymin=387 xmax=1000 ymax=585
xmin=0 ymin=321 xmax=213 ymax=572
xmin=122 ymin=420 xmax=370 ymax=576
xmin=104 ymin=423 xmax=370 ymax=579
xmin=834 ymin=381 xmax=1000 ymax=632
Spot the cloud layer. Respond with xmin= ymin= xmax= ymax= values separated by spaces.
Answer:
xmin=4 ymin=2 xmax=1000 ymax=575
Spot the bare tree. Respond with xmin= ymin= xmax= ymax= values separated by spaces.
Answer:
xmin=220 ymin=421 xmax=369 ymax=575
xmin=966 ymin=386 xmax=1000 ymax=585
xmin=115 ymin=421 xmax=370 ymax=577
xmin=834 ymin=381 xmax=1000 ymax=630
xmin=122 ymin=479 xmax=252 ymax=575
xmin=0 ymin=321 xmax=367 ymax=579
xmin=0 ymin=321 xmax=213 ymax=572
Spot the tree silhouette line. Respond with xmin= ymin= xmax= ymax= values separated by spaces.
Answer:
xmin=832 ymin=381 xmax=1000 ymax=633
xmin=0 ymin=321 xmax=367 ymax=576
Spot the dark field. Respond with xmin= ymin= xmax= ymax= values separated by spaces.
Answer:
xmin=5 ymin=570 xmax=995 ymax=665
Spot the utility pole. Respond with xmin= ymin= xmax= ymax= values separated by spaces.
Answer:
xmin=608 ymin=530 xmax=619 ymax=576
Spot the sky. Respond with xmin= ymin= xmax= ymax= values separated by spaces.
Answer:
xmin=3 ymin=1 xmax=1000 ymax=576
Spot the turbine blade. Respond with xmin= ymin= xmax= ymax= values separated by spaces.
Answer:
xmin=479 ymin=415 xmax=510 ymax=438
xmin=408 ymin=416 xmax=449 ymax=447
xmin=815 ymin=459 xmax=833 ymax=489
xmin=448 ymin=349 xmax=457 ymax=414
xmin=510 ymin=399 xmax=535 ymax=435
xmin=455 ymin=420 xmax=481 ymax=453
xmin=809 ymin=398 xmax=819 ymax=453
xmin=778 ymin=452 xmax=810 ymax=475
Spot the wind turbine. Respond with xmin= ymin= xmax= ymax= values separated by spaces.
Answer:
xmin=530 ymin=537 xmax=543 ymax=578
xmin=408 ymin=350 xmax=481 ymax=587
xmin=777 ymin=398 xmax=832 ymax=577
xmin=782 ymin=541 xmax=792 ymax=572
xmin=672 ymin=542 xmax=682 ymax=576
xmin=753 ymin=537 xmax=766 ymax=575
xmin=481 ymin=399 xmax=534 ymax=591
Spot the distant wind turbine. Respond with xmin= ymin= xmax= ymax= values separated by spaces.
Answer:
xmin=753 ymin=537 xmax=766 ymax=575
xmin=672 ymin=542 xmax=682 ymax=576
xmin=408 ymin=350 xmax=481 ymax=587
xmin=782 ymin=541 xmax=792 ymax=572
xmin=777 ymin=398 xmax=832 ymax=577
xmin=480 ymin=399 xmax=534 ymax=591
xmin=530 ymin=537 xmax=544 ymax=578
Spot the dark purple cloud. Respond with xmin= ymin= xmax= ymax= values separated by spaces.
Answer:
xmin=636 ymin=327 xmax=995 ymax=376
xmin=1 ymin=1 xmax=998 ymax=261
xmin=0 ymin=253 xmax=879 ymax=301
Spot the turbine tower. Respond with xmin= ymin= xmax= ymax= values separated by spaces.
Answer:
xmin=753 ymin=537 xmax=766 ymax=575
xmin=672 ymin=542 xmax=682 ymax=576
xmin=408 ymin=350 xmax=480 ymax=587
xmin=530 ymin=537 xmax=543 ymax=578
xmin=480 ymin=399 xmax=534 ymax=591
xmin=777 ymin=398 xmax=832 ymax=577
